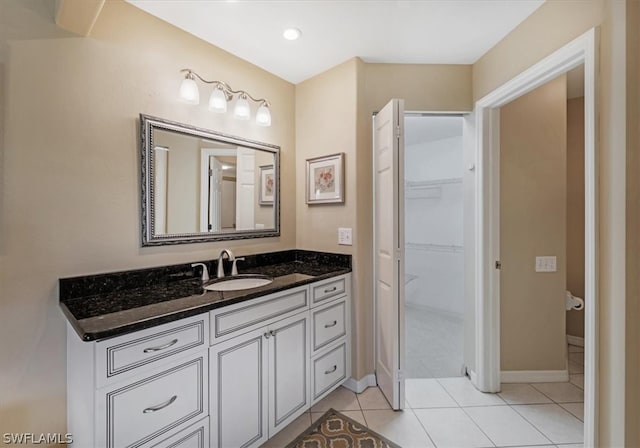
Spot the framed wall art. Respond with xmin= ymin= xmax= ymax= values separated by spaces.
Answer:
xmin=259 ymin=164 xmax=275 ymax=205
xmin=305 ymin=153 xmax=345 ymax=204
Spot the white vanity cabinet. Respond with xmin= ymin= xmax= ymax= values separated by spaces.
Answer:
xmin=208 ymin=274 xmax=351 ymax=448
xmin=67 ymin=273 xmax=351 ymax=448
xmin=67 ymin=314 xmax=210 ymax=448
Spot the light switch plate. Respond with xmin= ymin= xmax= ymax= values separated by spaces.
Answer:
xmin=338 ymin=227 xmax=353 ymax=246
xmin=535 ymin=256 xmax=557 ymax=272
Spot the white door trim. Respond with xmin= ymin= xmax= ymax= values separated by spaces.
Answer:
xmin=474 ymin=28 xmax=599 ymax=447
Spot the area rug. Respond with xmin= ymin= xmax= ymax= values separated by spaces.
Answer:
xmin=284 ymin=408 xmax=401 ymax=448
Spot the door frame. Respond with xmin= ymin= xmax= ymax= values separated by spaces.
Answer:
xmin=473 ymin=28 xmax=598 ymax=446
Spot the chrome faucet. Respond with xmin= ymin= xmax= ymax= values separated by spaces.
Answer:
xmin=216 ymin=249 xmax=235 ymax=278
xmin=191 ymin=263 xmax=210 ymax=282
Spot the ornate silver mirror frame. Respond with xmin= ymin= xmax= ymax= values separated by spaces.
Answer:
xmin=140 ymin=114 xmax=280 ymax=246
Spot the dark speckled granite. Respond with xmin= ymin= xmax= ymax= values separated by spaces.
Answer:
xmin=60 ymin=250 xmax=351 ymax=342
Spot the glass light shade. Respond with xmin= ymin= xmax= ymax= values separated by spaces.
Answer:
xmin=234 ymin=97 xmax=251 ymax=120
xmin=179 ymin=77 xmax=199 ymax=104
xmin=209 ymin=88 xmax=227 ymax=112
xmin=255 ymin=104 xmax=271 ymax=127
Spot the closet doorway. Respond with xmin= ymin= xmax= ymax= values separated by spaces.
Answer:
xmin=404 ymin=114 xmax=466 ymax=380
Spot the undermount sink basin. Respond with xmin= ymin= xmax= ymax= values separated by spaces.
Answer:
xmin=204 ymin=275 xmax=273 ymax=292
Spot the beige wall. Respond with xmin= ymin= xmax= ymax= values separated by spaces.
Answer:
xmin=0 ymin=0 xmax=295 ymax=437
xmin=295 ymin=61 xmax=472 ymax=379
xmin=473 ymin=0 xmax=636 ymax=444
xmin=295 ymin=58 xmax=361 ymax=374
xmin=566 ymin=97 xmax=586 ymax=338
xmin=472 ymin=0 xmax=604 ymax=101
xmin=625 ymin=1 xmax=640 ymax=445
xmin=499 ymin=76 xmax=567 ymax=371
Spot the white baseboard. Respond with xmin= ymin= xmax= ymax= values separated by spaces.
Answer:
xmin=501 ymin=369 xmax=569 ymax=383
xmin=343 ymin=374 xmax=377 ymax=393
xmin=468 ymin=369 xmax=478 ymax=386
xmin=567 ymin=334 xmax=585 ymax=347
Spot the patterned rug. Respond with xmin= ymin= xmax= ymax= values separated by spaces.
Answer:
xmin=285 ymin=409 xmax=401 ymax=448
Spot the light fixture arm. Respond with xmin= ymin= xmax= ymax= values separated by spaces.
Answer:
xmin=181 ymin=69 xmax=270 ymax=106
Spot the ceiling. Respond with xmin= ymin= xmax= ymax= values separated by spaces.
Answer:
xmin=127 ymin=0 xmax=545 ymax=84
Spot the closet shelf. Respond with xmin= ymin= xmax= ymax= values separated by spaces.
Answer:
xmin=406 ymin=177 xmax=462 ymax=189
xmin=406 ymin=242 xmax=464 ymax=253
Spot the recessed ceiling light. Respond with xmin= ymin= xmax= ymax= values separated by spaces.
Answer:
xmin=283 ymin=28 xmax=302 ymax=41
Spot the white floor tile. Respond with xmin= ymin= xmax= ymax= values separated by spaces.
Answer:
xmin=311 ymin=410 xmax=367 ymax=426
xmin=438 ymin=377 xmax=506 ymax=407
xmin=498 ymin=383 xmax=553 ymax=405
xmin=310 ymin=386 xmax=360 ymax=412
xmin=531 ymin=383 xmax=584 ymax=403
xmin=414 ymin=408 xmax=494 ymax=448
xmin=568 ymin=361 xmax=584 ymax=374
xmin=569 ymin=374 xmax=584 ymax=390
xmin=560 ymin=402 xmax=584 ymax=422
xmin=363 ymin=409 xmax=435 ymax=448
xmin=464 ymin=405 xmax=551 ymax=447
xmin=512 ymin=404 xmax=583 ymax=444
xmin=357 ymin=387 xmax=391 ymax=410
xmin=259 ymin=412 xmax=311 ymax=448
xmin=406 ymin=378 xmax=459 ymax=408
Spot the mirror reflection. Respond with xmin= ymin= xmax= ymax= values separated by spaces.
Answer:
xmin=141 ymin=115 xmax=279 ymax=246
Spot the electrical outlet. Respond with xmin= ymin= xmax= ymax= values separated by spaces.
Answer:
xmin=338 ymin=228 xmax=352 ymax=246
xmin=535 ymin=256 xmax=557 ymax=272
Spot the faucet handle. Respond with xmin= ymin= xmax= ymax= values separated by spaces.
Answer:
xmin=231 ymin=257 xmax=245 ymax=276
xmin=191 ymin=263 xmax=210 ymax=282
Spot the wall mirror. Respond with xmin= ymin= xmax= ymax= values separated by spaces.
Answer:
xmin=140 ymin=114 xmax=280 ymax=246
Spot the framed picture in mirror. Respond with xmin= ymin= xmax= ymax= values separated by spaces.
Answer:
xmin=259 ymin=165 xmax=275 ymax=205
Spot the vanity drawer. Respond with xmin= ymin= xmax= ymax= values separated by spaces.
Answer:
xmin=312 ymin=298 xmax=347 ymax=353
xmin=311 ymin=276 xmax=347 ymax=305
xmin=311 ymin=342 xmax=347 ymax=403
xmin=96 ymin=315 xmax=208 ymax=387
xmin=210 ymin=285 xmax=308 ymax=344
xmin=98 ymin=354 xmax=208 ymax=448
xmin=143 ymin=417 xmax=209 ymax=448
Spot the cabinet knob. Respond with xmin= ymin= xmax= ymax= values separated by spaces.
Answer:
xmin=263 ymin=332 xmax=270 ymax=339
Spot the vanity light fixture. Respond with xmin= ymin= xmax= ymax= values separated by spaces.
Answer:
xmin=179 ymin=69 xmax=271 ymax=127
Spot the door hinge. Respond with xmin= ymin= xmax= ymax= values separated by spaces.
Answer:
xmin=208 ymin=224 xmax=212 ymax=230
xmin=208 ymin=168 xmax=213 ymax=177
xmin=395 ymin=125 xmax=401 ymax=138
xmin=394 ymin=370 xmax=405 ymax=382
xmin=495 ymin=261 xmax=502 ymax=270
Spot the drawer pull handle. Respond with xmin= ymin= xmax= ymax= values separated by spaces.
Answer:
xmin=324 ymin=365 xmax=338 ymax=375
xmin=324 ymin=286 xmax=338 ymax=293
xmin=324 ymin=320 xmax=338 ymax=328
xmin=143 ymin=339 xmax=179 ymax=353
xmin=143 ymin=395 xmax=177 ymax=413
xmin=264 ymin=332 xmax=271 ymax=339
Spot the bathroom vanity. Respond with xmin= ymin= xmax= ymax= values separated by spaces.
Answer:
xmin=60 ymin=250 xmax=352 ymax=448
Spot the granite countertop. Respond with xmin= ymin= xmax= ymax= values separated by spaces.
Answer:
xmin=60 ymin=250 xmax=351 ymax=342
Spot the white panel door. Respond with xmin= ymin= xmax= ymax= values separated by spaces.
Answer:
xmin=267 ymin=312 xmax=310 ymax=438
xmin=374 ymin=99 xmax=405 ymax=410
xmin=210 ymin=327 xmax=268 ymax=448
xmin=235 ymin=147 xmax=256 ymax=230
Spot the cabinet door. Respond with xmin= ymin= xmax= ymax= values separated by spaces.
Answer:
xmin=268 ymin=312 xmax=310 ymax=438
xmin=210 ymin=327 xmax=268 ymax=448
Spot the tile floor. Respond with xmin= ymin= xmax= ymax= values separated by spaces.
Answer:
xmin=405 ymin=304 xmax=465 ymax=378
xmin=264 ymin=344 xmax=585 ymax=448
